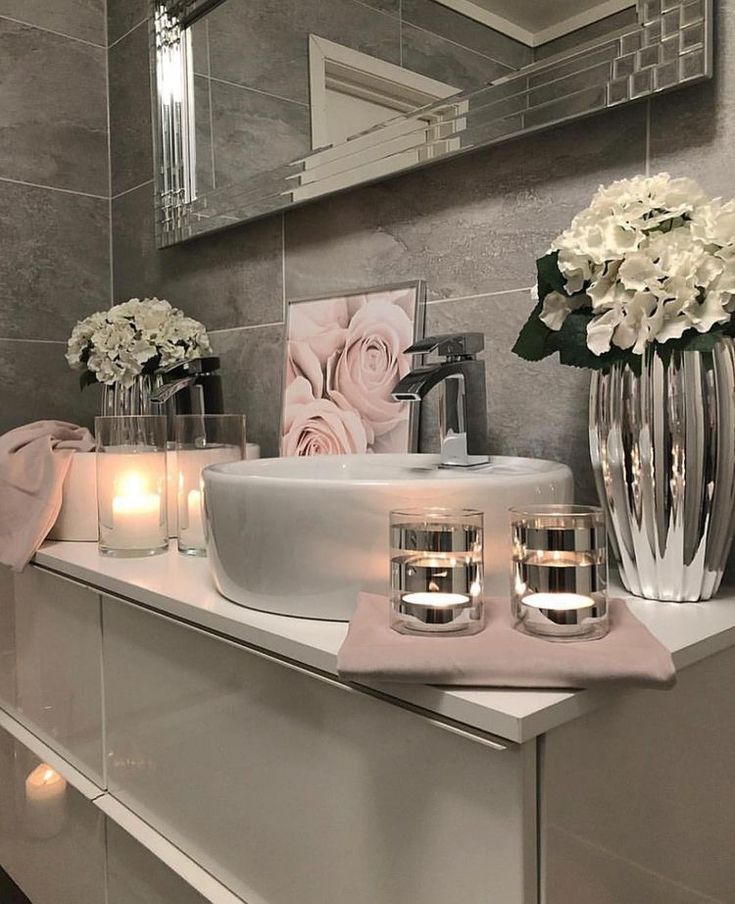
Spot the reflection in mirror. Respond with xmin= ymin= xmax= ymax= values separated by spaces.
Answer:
xmin=153 ymin=0 xmax=713 ymax=246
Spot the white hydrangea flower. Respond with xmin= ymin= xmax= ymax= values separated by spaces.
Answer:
xmin=541 ymin=173 xmax=735 ymax=355
xmin=65 ymin=298 xmax=212 ymax=386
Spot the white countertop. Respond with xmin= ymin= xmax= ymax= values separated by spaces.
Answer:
xmin=34 ymin=541 xmax=735 ymax=744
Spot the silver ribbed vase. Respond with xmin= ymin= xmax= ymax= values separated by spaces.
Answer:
xmin=589 ymin=339 xmax=735 ymax=601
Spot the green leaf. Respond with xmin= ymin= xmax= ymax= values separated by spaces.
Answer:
xmin=79 ymin=369 xmax=98 ymax=391
xmin=511 ymin=299 xmax=553 ymax=361
xmin=536 ymin=251 xmax=565 ymax=301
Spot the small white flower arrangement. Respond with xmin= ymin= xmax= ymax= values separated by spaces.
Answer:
xmin=513 ymin=173 xmax=735 ymax=369
xmin=66 ymin=298 xmax=212 ymax=388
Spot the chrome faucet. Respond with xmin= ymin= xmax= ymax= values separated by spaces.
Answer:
xmin=392 ymin=333 xmax=489 ymax=467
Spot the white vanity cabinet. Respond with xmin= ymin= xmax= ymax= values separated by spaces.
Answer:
xmin=105 ymin=820 xmax=210 ymax=904
xmin=1 ymin=549 xmax=734 ymax=904
xmin=102 ymin=593 xmax=537 ymax=904
xmin=0 ymin=566 xmax=104 ymax=783
xmin=0 ymin=724 xmax=106 ymax=904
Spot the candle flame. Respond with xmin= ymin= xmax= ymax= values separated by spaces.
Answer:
xmin=27 ymin=763 xmax=63 ymax=788
xmin=119 ymin=472 xmax=147 ymax=497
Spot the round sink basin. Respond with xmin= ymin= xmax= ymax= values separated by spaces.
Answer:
xmin=203 ymin=454 xmax=573 ymax=620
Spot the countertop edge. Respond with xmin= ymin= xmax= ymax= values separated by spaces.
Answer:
xmin=31 ymin=543 xmax=735 ymax=744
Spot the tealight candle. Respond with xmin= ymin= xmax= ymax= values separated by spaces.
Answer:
xmin=25 ymin=764 xmax=67 ymax=839
xmin=399 ymin=591 xmax=473 ymax=627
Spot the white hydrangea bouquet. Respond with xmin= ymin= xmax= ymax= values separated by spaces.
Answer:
xmin=66 ymin=298 xmax=212 ymax=388
xmin=513 ymin=173 xmax=735 ymax=370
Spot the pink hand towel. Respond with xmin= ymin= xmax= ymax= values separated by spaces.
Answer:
xmin=338 ymin=594 xmax=676 ymax=689
xmin=0 ymin=420 xmax=95 ymax=571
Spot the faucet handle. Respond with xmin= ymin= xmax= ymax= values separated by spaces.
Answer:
xmin=405 ymin=333 xmax=484 ymax=358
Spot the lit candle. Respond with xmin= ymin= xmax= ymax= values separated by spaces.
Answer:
xmin=402 ymin=591 xmax=470 ymax=607
xmin=185 ymin=489 xmax=206 ymax=549
xmin=522 ymin=592 xmax=595 ymax=611
xmin=111 ymin=472 xmax=162 ymax=549
xmin=520 ymin=591 xmax=597 ymax=633
xmin=25 ymin=764 xmax=67 ymax=839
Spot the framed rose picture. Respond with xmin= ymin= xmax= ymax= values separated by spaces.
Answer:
xmin=281 ymin=281 xmax=427 ymax=456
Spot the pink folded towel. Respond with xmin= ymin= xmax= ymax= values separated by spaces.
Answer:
xmin=0 ymin=420 xmax=95 ymax=571
xmin=337 ymin=593 xmax=676 ymax=689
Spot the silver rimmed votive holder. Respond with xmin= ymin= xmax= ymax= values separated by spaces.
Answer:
xmin=390 ymin=508 xmax=484 ymax=635
xmin=95 ymin=416 xmax=169 ymax=558
xmin=511 ymin=505 xmax=608 ymax=642
xmin=175 ymin=414 xmax=246 ymax=556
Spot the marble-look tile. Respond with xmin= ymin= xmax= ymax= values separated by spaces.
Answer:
xmin=401 ymin=23 xmax=512 ymax=92
xmin=0 ymin=340 xmax=100 ymax=434
xmin=359 ymin=0 xmax=398 ymax=12
xmin=210 ymin=79 xmax=310 ymax=188
xmin=207 ymin=0 xmax=400 ymax=104
xmin=0 ymin=19 xmax=108 ymax=195
xmin=401 ymin=0 xmax=531 ymax=70
xmin=210 ymin=324 xmax=285 ymax=457
xmin=109 ymin=21 xmax=153 ymax=196
xmin=0 ymin=0 xmax=106 ymax=45
xmin=0 ymin=181 xmax=109 ymax=341
xmin=649 ymin=0 xmax=733 ymax=199
xmin=423 ymin=291 xmax=595 ymax=502
xmin=284 ymin=103 xmax=646 ymax=302
xmin=112 ymin=182 xmax=284 ymax=332
xmin=107 ymin=0 xmax=148 ymax=46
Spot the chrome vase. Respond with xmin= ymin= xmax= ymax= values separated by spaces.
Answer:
xmin=589 ymin=339 xmax=735 ymax=601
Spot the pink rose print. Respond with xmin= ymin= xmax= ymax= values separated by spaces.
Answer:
xmin=286 ymin=298 xmax=349 ymax=398
xmin=282 ymin=377 xmax=370 ymax=456
xmin=326 ymin=295 xmax=414 ymax=438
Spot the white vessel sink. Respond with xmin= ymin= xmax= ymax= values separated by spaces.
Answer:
xmin=203 ymin=454 xmax=573 ymax=620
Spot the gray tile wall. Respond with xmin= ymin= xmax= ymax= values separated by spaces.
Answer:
xmin=0 ymin=4 xmax=109 ymax=434
xmin=108 ymin=0 xmax=730 ymax=507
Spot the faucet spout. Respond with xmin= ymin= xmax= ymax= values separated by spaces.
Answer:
xmin=391 ymin=362 xmax=467 ymax=401
xmin=392 ymin=333 xmax=489 ymax=468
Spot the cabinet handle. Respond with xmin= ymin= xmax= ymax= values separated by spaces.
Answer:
xmin=229 ymin=638 xmax=510 ymax=751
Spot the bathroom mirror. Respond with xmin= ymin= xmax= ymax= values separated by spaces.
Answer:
xmin=153 ymin=0 xmax=713 ymax=246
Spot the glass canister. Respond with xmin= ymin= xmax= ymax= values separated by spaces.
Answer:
xmin=175 ymin=414 xmax=246 ymax=556
xmin=511 ymin=505 xmax=608 ymax=641
xmin=390 ymin=507 xmax=484 ymax=635
xmin=96 ymin=416 xmax=169 ymax=557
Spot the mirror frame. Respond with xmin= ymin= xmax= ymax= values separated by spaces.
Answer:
xmin=151 ymin=0 xmax=714 ymax=247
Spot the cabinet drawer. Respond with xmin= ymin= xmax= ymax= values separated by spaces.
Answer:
xmin=0 ymin=566 xmax=104 ymax=783
xmin=103 ymin=594 xmax=537 ymax=904
xmin=106 ymin=820 xmax=210 ymax=904
xmin=0 ymin=723 xmax=106 ymax=904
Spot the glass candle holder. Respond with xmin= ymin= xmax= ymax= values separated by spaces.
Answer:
xmin=510 ymin=505 xmax=608 ymax=642
xmin=390 ymin=508 xmax=484 ymax=635
xmin=175 ymin=414 xmax=246 ymax=556
xmin=96 ymin=416 xmax=169 ymax=558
